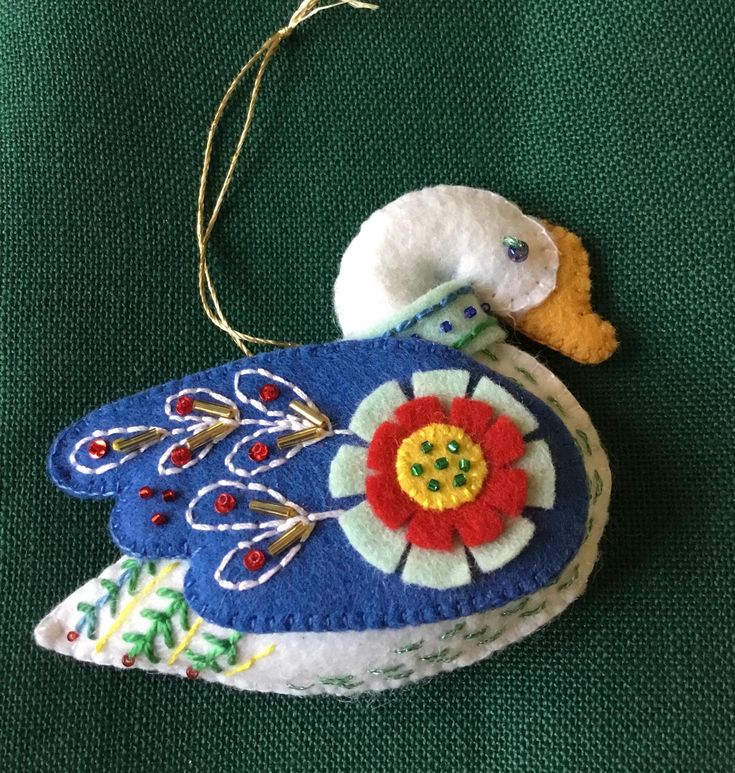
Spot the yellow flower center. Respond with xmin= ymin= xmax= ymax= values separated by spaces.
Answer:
xmin=395 ymin=423 xmax=488 ymax=511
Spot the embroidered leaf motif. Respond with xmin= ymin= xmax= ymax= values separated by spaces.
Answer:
xmin=121 ymin=558 xmax=157 ymax=595
xmin=185 ymin=632 xmax=242 ymax=673
xmin=121 ymin=583 xmax=191 ymax=664
xmin=122 ymin=632 xmax=159 ymax=663
xmin=76 ymin=602 xmax=98 ymax=639
xmin=157 ymin=588 xmax=190 ymax=631
xmin=99 ymin=579 xmax=120 ymax=616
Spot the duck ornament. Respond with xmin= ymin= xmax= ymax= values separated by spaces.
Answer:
xmin=36 ymin=186 xmax=615 ymax=695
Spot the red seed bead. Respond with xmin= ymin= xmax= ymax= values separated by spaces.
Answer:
xmin=138 ymin=486 xmax=154 ymax=499
xmin=175 ymin=395 xmax=195 ymax=416
xmin=171 ymin=445 xmax=192 ymax=467
xmin=162 ymin=489 xmax=177 ymax=502
xmin=259 ymin=383 xmax=280 ymax=402
xmin=215 ymin=492 xmax=236 ymax=515
xmin=151 ymin=512 xmax=168 ymax=526
xmin=186 ymin=666 xmax=200 ymax=680
xmin=248 ymin=442 xmax=270 ymax=462
xmin=66 ymin=630 xmax=80 ymax=642
xmin=121 ymin=654 xmax=135 ymax=668
xmin=87 ymin=439 xmax=108 ymax=459
xmin=244 ymin=549 xmax=266 ymax=571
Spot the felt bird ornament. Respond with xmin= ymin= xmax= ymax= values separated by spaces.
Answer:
xmin=36 ymin=186 xmax=614 ymax=695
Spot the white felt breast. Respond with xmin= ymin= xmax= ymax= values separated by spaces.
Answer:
xmin=334 ymin=185 xmax=559 ymax=337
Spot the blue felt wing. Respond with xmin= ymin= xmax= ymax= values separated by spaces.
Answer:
xmin=48 ymin=337 xmax=589 ymax=633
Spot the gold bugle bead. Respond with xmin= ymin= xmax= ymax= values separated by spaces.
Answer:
xmin=185 ymin=421 xmax=232 ymax=451
xmin=192 ymin=399 xmax=237 ymax=419
xmin=248 ymin=500 xmax=296 ymax=519
xmin=111 ymin=428 xmax=165 ymax=453
xmin=288 ymin=400 xmax=328 ymax=428
xmin=267 ymin=521 xmax=313 ymax=556
xmin=276 ymin=425 xmax=324 ymax=449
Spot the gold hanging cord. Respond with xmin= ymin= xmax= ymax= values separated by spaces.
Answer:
xmin=196 ymin=0 xmax=378 ymax=355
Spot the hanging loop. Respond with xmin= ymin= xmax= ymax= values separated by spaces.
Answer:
xmin=196 ymin=0 xmax=378 ymax=355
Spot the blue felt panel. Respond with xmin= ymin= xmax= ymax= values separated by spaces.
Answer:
xmin=48 ymin=337 xmax=588 ymax=633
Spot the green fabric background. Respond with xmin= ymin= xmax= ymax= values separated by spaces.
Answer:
xmin=1 ymin=0 xmax=733 ymax=770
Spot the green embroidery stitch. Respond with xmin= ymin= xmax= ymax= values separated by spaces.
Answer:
xmin=514 ymin=366 xmax=537 ymax=384
xmin=475 ymin=627 xmax=506 ymax=646
xmin=319 ymin=674 xmax=364 ymax=689
xmin=520 ymin=601 xmax=547 ymax=617
xmin=121 ymin=558 xmax=157 ymax=595
xmin=463 ymin=626 xmax=488 ymax=640
xmin=394 ymin=640 xmax=423 ymax=653
xmin=452 ymin=318 xmax=496 ymax=349
xmin=501 ymin=598 xmax=529 ymax=616
xmin=546 ymin=396 xmax=567 ymax=416
xmin=480 ymin=347 xmax=499 ymax=362
xmin=287 ymin=682 xmax=314 ymax=691
xmin=440 ymin=622 xmax=466 ymax=640
xmin=557 ymin=564 xmax=580 ymax=591
xmin=419 ymin=648 xmax=458 ymax=663
xmin=368 ymin=665 xmax=414 ymax=679
xmin=575 ymin=429 xmax=592 ymax=456
xmin=99 ymin=579 xmax=121 ymax=616
xmin=591 ymin=469 xmax=603 ymax=503
xmin=185 ymin=632 xmax=242 ymax=674
xmin=584 ymin=517 xmax=595 ymax=540
xmin=122 ymin=587 xmax=191 ymax=664
xmin=156 ymin=588 xmax=190 ymax=631
xmin=76 ymin=602 xmax=99 ymax=639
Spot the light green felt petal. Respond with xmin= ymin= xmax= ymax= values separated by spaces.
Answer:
xmin=411 ymin=369 xmax=470 ymax=410
xmin=469 ymin=517 xmax=535 ymax=573
xmin=349 ymin=380 xmax=407 ymax=441
xmin=339 ymin=501 xmax=407 ymax=573
xmin=516 ymin=440 xmax=556 ymax=509
xmin=472 ymin=376 xmax=538 ymax=436
xmin=329 ymin=445 xmax=369 ymax=498
xmin=401 ymin=543 xmax=471 ymax=589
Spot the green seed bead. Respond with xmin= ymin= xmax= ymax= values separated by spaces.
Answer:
xmin=459 ymin=458 xmax=471 ymax=472
xmin=410 ymin=463 xmax=424 ymax=477
xmin=447 ymin=440 xmax=460 ymax=454
xmin=453 ymin=473 xmax=467 ymax=487
xmin=434 ymin=457 xmax=449 ymax=470
xmin=427 ymin=479 xmax=441 ymax=492
xmin=420 ymin=441 xmax=433 ymax=453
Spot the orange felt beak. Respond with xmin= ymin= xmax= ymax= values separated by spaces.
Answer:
xmin=514 ymin=221 xmax=618 ymax=364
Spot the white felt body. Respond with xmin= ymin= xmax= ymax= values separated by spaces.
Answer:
xmin=334 ymin=186 xmax=559 ymax=337
xmin=35 ymin=343 xmax=610 ymax=696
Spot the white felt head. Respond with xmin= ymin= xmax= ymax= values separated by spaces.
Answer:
xmin=334 ymin=185 xmax=559 ymax=337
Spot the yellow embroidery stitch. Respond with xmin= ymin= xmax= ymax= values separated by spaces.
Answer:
xmin=167 ymin=616 xmax=204 ymax=666
xmin=224 ymin=644 xmax=277 ymax=676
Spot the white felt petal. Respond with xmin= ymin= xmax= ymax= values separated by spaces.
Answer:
xmin=339 ymin=501 xmax=407 ymax=573
xmin=335 ymin=185 xmax=559 ymax=337
xmin=348 ymin=380 xmax=407 ymax=441
xmin=401 ymin=544 xmax=471 ymax=589
xmin=516 ymin=440 xmax=556 ymax=509
xmin=411 ymin=369 xmax=470 ymax=409
xmin=472 ymin=376 xmax=538 ymax=436
xmin=469 ymin=517 xmax=536 ymax=573
xmin=328 ymin=445 xmax=368 ymax=498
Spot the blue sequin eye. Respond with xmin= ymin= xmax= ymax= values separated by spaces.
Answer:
xmin=503 ymin=236 xmax=529 ymax=263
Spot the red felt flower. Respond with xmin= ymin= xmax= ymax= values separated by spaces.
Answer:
xmin=365 ymin=396 xmax=527 ymax=551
